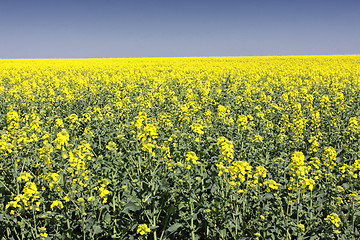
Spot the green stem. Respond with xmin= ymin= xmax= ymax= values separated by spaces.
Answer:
xmin=152 ymin=166 xmax=159 ymax=240
xmin=235 ymin=203 xmax=239 ymax=236
xmin=67 ymin=219 xmax=71 ymax=235
xmin=83 ymin=217 xmax=86 ymax=240
xmin=296 ymin=188 xmax=301 ymax=239
xmin=159 ymin=209 xmax=171 ymax=240
xmin=97 ymin=126 xmax=102 ymax=149
xmin=310 ymin=190 xmax=313 ymax=222
xmin=32 ymin=207 xmax=37 ymax=238
xmin=97 ymin=207 xmax=103 ymax=223
xmin=14 ymin=156 xmax=19 ymax=195
xmin=20 ymin=156 xmax=28 ymax=174
xmin=152 ymin=188 xmax=157 ymax=240
xmin=190 ymin=200 xmax=195 ymax=240
xmin=200 ymin=164 xmax=205 ymax=192
xmin=18 ymin=214 xmax=37 ymax=239
xmin=12 ymin=226 xmax=22 ymax=240
xmin=352 ymin=201 xmax=355 ymax=238
xmin=0 ymin=179 xmax=14 ymax=193
xmin=187 ymin=172 xmax=195 ymax=240
xmin=153 ymin=214 xmax=158 ymax=240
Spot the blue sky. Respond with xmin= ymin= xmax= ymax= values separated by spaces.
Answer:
xmin=1 ymin=0 xmax=359 ymax=58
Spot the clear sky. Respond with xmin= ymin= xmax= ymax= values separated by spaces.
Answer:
xmin=1 ymin=0 xmax=359 ymax=58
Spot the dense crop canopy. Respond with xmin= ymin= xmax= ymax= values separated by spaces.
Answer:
xmin=1 ymin=56 xmax=360 ymax=239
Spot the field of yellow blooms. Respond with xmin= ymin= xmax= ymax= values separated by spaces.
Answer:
xmin=1 ymin=56 xmax=360 ymax=239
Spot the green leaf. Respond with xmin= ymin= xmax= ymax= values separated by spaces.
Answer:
xmin=167 ymin=205 xmax=176 ymax=215
xmin=261 ymin=193 xmax=273 ymax=201
xmin=310 ymin=235 xmax=318 ymax=240
xmin=104 ymin=213 xmax=111 ymax=224
xmin=93 ymin=225 xmax=103 ymax=235
xmin=167 ymin=223 xmax=182 ymax=233
xmin=122 ymin=201 xmax=141 ymax=214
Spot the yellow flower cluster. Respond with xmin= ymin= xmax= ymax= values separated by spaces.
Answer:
xmin=95 ymin=179 xmax=110 ymax=203
xmin=139 ymin=124 xmax=158 ymax=157
xmin=237 ymin=115 xmax=252 ymax=131
xmin=325 ymin=213 xmax=341 ymax=227
xmin=132 ymin=112 xmax=159 ymax=157
xmin=6 ymin=182 xmax=40 ymax=215
xmin=7 ymin=110 xmax=19 ymax=129
xmin=17 ymin=171 xmax=33 ymax=182
xmin=340 ymin=159 xmax=360 ymax=179
xmin=50 ymin=200 xmax=64 ymax=209
xmin=309 ymin=111 xmax=322 ymax=153
xmin=289 ymin=151 xmax=315 ymax=192
xmin=191 ymin=122 xmax=204 ymax=135
xmin=185 ymin=151 xmax=199 ymax=165
xmin=323 ymin=147 xmax=337 ymax=170
xmin=137 ymin=223 xmax=151 ymax=235
xmin=217 ymin=137 xmax=234 ymax=162
xmin=39 ymin=140 xmax=54 ymax=170
xmin=54 ymin=129 xmax=70 ymax=150
xmin=263 ymin=179 xmax=281 ymax=192
xmin=217 ymin=105 xmax=234 ymax=125
xmin=106 ymin=141 xmax=118 ymax=153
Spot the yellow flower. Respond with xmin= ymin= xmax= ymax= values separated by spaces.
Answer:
xmin=185 ymin=151 xmax=199 ymax=164
xmin=137 ymin=224 xmax=151 ymax=235
xmin=18 ymin=171 xmax=33 ymax=182
xmin=40 ymin=232 xmax=48 ymax=237
xmin=7 ymin=111 xmax=19 ymax=129
xmin=50 ymin=173 xmax=59 ymax=182
xmin=50 ymin=200 xmax=64 ymax=209
xmin=217 ymin=137 xmax=234 ymax=162
xmin=191 ymin=123 xmax=204 ymax=135
xmin=264 ymin=179 xmax=281 ymax=192
xmin=99 ymin=187 xmax=110 ymax=198
xmin=289 ymin=151 xmax=308 ymax=177
xmin=252 ymin=134 xmax=263 ymax=143
xmin=54 ymin=129 xmax=69 ymax=150
xmin=325 ymin=213 xmax=341 ymax=227
xmin=23 ymin=182 xmax=39 ymax=199
xmin=323 ymin=147 xmax=337 ymax=170
xmin=254 ymin=166 xmax=267 ymax=179
xmin=106 ymin=141 xmax=118 ymax=152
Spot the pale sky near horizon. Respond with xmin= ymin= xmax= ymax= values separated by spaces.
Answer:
xmin=1 ymin=0 xmax=359 ymax=59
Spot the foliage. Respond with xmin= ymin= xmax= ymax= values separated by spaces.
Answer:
xmin=1 ymin=56 xmax=360 ymax=239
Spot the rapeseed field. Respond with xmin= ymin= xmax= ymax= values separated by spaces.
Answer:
xmin=1 ymin=56 xmax=360 ymax=239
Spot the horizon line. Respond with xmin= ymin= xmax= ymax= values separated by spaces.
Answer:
xmin=1 ymin=54 xmax=360 ymax=60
